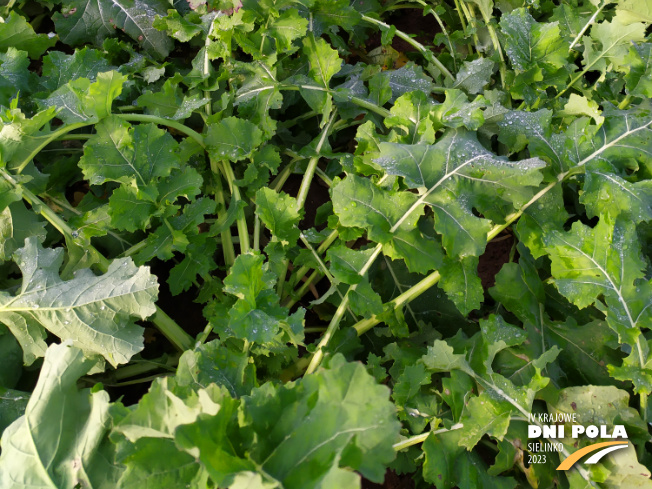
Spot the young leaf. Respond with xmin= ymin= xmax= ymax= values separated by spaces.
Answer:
xmin=79 ymin=116 xmax=181 ymax=188
xmin=255 ymin=188 xmax=302 ymax=246
xmin=583 ymin=13 xmax=647 ymax=75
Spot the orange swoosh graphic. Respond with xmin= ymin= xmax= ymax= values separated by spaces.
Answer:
xmin=557 ymin=441 xmax=629 ymax=470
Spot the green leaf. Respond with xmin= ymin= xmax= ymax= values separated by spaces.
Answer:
xmin=327 ymin=246 xmax=377 ymax=285
xmin=372 ymin=130 xmax=544 ymax=257
xmin=80 ymin=116 xmax=181 ymax=188
xmin=0 ymin=13 xmax=57 ymax=59
xmin=41 ymin=47 xmax=116 ymax=91
xmin=422 ymin=340 xmax=467 ymax=372
xmin=215 ymin=252 xmax=304 ymax=345
xmin=53 ymin=0 xmax=174 ymax=60
xmin=466 ymin=0 xmax=494 ymax=21
xmin=255 ymin=188 xmax=302 ymax=246
xmin=549 ymin=385 xmax=648 ymax=444
xmin=0 ymin=106 xmax=58 ymax=171
xmin=568 ymin=103 xmax=652 ymax=172
xmin=545 ymin=217 xmax=651 ymax=348
xmin=38 ymin=71 xmax=127 ymax=124
xmin=0 ymin=386 xmax=29 ymax=433
xmin=302 ymin=0 xmax=362 ymax=33
xmin=452 ymin=58 xmax=495 ymax=94
xmin=0 ymin=201 xmax=46 ymax=262
xmin=490 ymin=249 xmax=546 ymax=329
xmin=499 ymin=9 xmax=569 ymax=100
xmin=0 ymin=343 xmax=122 ymax=488
xmin=177 ymin=354 xmax=399 ymax=488
xmin=332 ymin=174 xmax=442 ymax=273
xmin=562 ymin=93 xmax=604 ymax=125
xmin=439 ymin=256 xmax=483 ymax=315
xmin=116 ymin=437 xmax=209 ymax=489
xmin=384 ymin=91 xmax=436 ymax=144
xmin=432 ymin=90 xmax=486 ymax=131
xmin=423 ymin=429 xmax=517 ymax=489
xmin=107 ymin=185 xmax=156 ymax=233
xmin=422 ymin=317 xmax=554 ymax=450
xmin=152 ymin=9 xmax=203 ymax=42
xmin=581 ymin=160 xmax=652 ymax=223
xmin=137 ymin=78 xmax=209 ymax=121
xmin=167 ymin=237 xmax=217 ymax=296
xmin=624 ymin=43 xmax=652 ymax=98
xmin=0 ymin=238 xmax=156 ymax=366
xmin=392 ymin=362 xmax=430 ymax=406
xmin=207 ymin=116 xmax=264 ymax=162
xmin=303 ymin=34 xmax=343 ymax=87
xmin=500 ymin=9 xmax=568 ymax=72
xmin=383 ymin=64 xmax=436 ymax=102
xmin=176 ymin=339 xmax=257 ymax=397
xmin=499 ymin=109 xmax=568 ymax=173
xmin=547 ymin=318 xmax=621 ymax=386
xmin=233 ymin=60 xmax=283 ymax=137
xmin=135 ymin=198 xmax=216 ymax=263
xmin=265 ymin=8 xmax=309 ymax=53
xmin=602 ymin=444 xmax=652 ymax=489
xmin=0 ymin=48 xmax=37 ymax=101
xmin=114 ymin=377 xmax=221 ymax=443
xmin=0 ymin=333 xmax=22 ymax=389
xmin=348 ymin=279 xmax=384 ymax=317
xmin=616 ymin=0 xmax=652 ymax=24
xmin=583 ymin=13 xmax=647 ymax=76
xmin=515 ymin=184 xmax=568 ymax=258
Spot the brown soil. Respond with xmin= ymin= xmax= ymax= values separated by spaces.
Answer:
xmin=362 ymin=470 xmax=416 ymax=489
xmin=282 ymin=172 xmax=331 ymax=230
xmin=365 ymin=7 xmax=441 ymax=54
xmin=477 ymin=232 xmax=516 ymax=289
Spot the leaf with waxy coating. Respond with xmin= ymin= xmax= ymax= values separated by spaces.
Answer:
xmin=545 ymin=217 xmax=652 ymax=348
xmin=0 ymin=343 xmax=123 ymax=488
xmin=372 ymin=129 xmax=544 ymax=257
xmin=0 ymin=238 xmax=156 ymax=366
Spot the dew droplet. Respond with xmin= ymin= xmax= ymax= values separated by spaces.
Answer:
xmin=100 ymin=305 xmax=106 ymax=311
